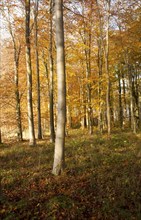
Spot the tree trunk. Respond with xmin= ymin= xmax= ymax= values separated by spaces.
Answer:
xmin=81 ymin=80 xmax=87 ymax=129
xmin=14 ymin=56 xmax=23 ymax=141
xmin=52 ymin=0 xmax=66 ymax=175
xmin=118 ymin=71 xmax=123 ymax=129
xmin=128 ymin=66 xmax=136 ymax=133
xmin=105 ymin=0 xmax=111 ymax=135
xmin=34 ymin=0 xmax=42 ymax=139
xmin=7 ymin=9 xmax=23 ymax=141
xmin=98 ymin=46 xmax=103 ymax=133
xmin=121 ymin=71 xmax=127 ymax=125
xmin=49 ymin=0 xmax=55 ymax=143
xmin=67 ymin=105 xmax=72 ymax=129
xmin=134 ymin=67 xmax=139 ymax=129
xmin=83 ymin=2 xmax=93 ymax=135
xmin=25 ymin=0 xmax=36 ymax=146
xmin=96 ymin=0 xmax=103 ymax=133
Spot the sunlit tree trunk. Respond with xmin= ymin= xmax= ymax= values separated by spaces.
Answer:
xmin=34 ymin=0 xmax=42 ymax=139
xmin=49 ymin=0 xmax=55 ymax=143
xmin=52 ymin=0 xmax=66 ymax=175
xmin=25 ymin=0 xmax=36 ymax=146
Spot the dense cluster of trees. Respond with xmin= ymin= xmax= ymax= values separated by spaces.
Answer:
xmin=0 ymin=0 xmax=141 ymax=174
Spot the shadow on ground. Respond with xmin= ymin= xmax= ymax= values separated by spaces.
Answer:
xmin=0 ymin=130 xmax=141 ymax=219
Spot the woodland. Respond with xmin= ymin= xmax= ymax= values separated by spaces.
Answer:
xmin=0 ymin=0 xmax=141 ymax=219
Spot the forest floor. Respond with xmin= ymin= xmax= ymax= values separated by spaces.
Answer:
xmin=0 ymin=129 xmax=141 ymax=220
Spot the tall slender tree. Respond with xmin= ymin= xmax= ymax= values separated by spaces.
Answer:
xmin=49 ymin=0 xmax=55 ymax=143
xmin=105 ymin=0 xmax=111 ymax=135
xmin=25 ymin=0 xmax=36 ymax=146
xmin=34 ymin=0 xmax=42 ymax=139
xmin=52 ymin=0 xmax=66 ymax=175
xmin=96 ymin=0 xmax=104 ymax=133
xmin=117 ymin=69 xmax=123 ymax=129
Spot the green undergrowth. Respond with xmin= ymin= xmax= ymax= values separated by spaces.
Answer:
xmin=0 ymin=129 xmax=141 ymax=219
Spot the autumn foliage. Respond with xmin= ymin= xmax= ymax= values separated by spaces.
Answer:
xmin=0 ymin=0 xmax=141 ymax=218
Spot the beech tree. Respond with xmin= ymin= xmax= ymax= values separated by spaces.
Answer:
xmin=49 ymin=0 xmax=55 ymax=143
xmin=96 ymin=0 xmax=104 ymax=133
xmin=52 ymin=0 xmax=66 ymax=175
xmin=105 ymin=0 xmax=111 ymax=135
xmin=25 ymin=0 xmax=36 ymax=146
xmin=34 ymin=0 xmax=42 ymax=139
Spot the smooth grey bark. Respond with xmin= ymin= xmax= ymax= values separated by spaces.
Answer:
xmin=52 ymin=0 xmax=66 ymax=175
xmin=105 ymin=0 xmax=111 ymax=135
xmin=34 ymin=0 xmax=42 ymax=139
xmin=25 ymin=0 xmax=36 ymax=146
xmin=49 ymin=0 xmax=55 ymax=143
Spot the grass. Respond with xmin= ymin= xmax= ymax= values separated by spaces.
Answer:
xmin=0 ymin=129 xmax=141 ymax=219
